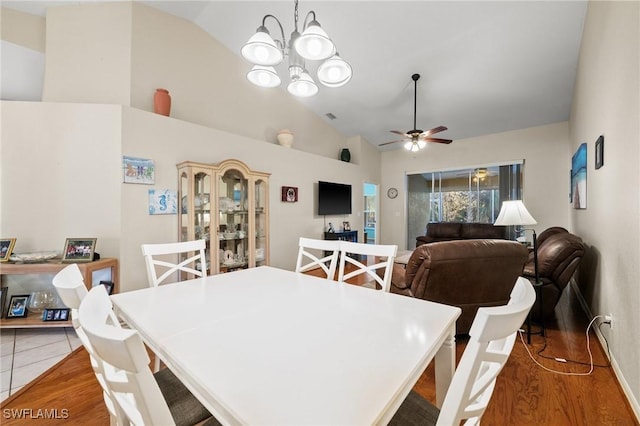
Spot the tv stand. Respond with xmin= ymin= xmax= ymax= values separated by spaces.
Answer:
xmin=324 ymin=230 xmax=358 ymax=243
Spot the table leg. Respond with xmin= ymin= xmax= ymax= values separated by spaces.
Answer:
xmin=434 ymin=325 xmax=456 ymax=408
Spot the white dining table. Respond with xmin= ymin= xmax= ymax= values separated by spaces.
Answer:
xmin=111 ymin=266 xmax=461 ymax=426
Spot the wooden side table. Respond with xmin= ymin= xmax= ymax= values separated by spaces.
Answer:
xmin=0 ymin=258 xmax=119 ymax=329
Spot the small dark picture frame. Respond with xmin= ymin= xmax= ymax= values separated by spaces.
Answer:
xmin=595 ymin=135 xmax=604 ymax=169
xmin=62 ymin=238 xmax=97 ymax=263
xmin=343 ymin=221 xmax=351 ymax=231
xmin=7 ymin=295 xmax=29 ymax=318
xmin=281 ymin=186 xmax=298 ymax=203
xmin=42 ymin=308 xmax=70 ymax=322
xmin=0 ymin=238 xmax=16 ymax=262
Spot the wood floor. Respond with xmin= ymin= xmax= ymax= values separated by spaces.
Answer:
xmin=1 ymin=270 xmax=637 ymax=425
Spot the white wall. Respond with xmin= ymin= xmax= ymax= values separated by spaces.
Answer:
xmin=42 ymin=3 xmax=133 ymax=105
xmin=569 ymin=0 xmax=639 ymax=414
xmin=36 ymin=2 xmax=349 ymax=162
xmin=120 ymin=107 xmax=380 ymax=291
xmin=0 ymin=101 xmax=380 ymax=294
xmin=0 ymin=101 xmax=122 ymax=256
xmin=380 ymin=121 xmax=571 ymax=249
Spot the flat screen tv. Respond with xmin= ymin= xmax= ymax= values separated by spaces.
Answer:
xmin=318 ymin=181 xmax=352 ymax=215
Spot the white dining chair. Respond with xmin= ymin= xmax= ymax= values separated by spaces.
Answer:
xmin=141 ymin=239 xmax=207 ymax=287
xmin=295 ymin=237 xmax=340 ymax=279
xmin=389 ymin=277 xmax=536 ymax=425
xmin=337 ymin=241 xmax=398 ymax=292
xmin=52 ymin=264 xmax=126 ymax=426
xmin=79 ymin=285 xmax=218 ymax=426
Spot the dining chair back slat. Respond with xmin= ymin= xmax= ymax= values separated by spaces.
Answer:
xmin=79 ymin=286 xmax=177 ymax=426
xmin=295 ymin=237 xmax=340 ymax=279
xmin=390 ymin=277 xmax=536 ymax=425
xmin=337 ymin=241 xmax=398 ymax=292
xmin=52 ymin=264 xmax=127 ymax=425
xmin=141 ymin=240 xmax=207 ymax=287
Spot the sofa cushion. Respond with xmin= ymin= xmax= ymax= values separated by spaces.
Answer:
xmin=462 ymin=223 xmax=506 ymax=239
xmin=427 ymin=222 xmax=463 ymax=238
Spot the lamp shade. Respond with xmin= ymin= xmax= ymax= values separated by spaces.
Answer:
xmin=241 ymin=27 xmax=283 ymax=66
xmin=294 ymin=21 xmax=335 ymax=60
xmin=494 ymin=200 xmax=537 ymax=226
xmin=287 ymin=71 xmax=319 ymax=97
xmin=246 ymin=65 xmax=281 ymax=88
xmin=317 ymin=54 xmax=352 ymax=87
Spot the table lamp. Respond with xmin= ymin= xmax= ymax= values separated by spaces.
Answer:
xmin=494 ymin=200 xmax=541 ymax=342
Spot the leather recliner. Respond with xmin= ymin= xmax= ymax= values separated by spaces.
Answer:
xmin=390 ymin=239 xmax=529 ymax=335
xmin=523 ymin=229 xmax=585 ymax=320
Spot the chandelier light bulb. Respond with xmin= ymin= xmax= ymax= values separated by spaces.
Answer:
xmin=404 ymin=141 xmax=414 ymax=151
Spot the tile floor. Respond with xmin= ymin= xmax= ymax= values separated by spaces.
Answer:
xmin=0 ymin=327 xmax=82 ymax=402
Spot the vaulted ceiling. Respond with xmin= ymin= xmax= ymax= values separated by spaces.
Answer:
xmin=2 ymin=1 xmax=588 ymax=150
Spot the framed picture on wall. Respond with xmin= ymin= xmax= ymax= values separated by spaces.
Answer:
xmin=595 ymin=135 xmax=604 ymax=169
xmin=281 ymin=186 xmax=298 ymax=202
xmin=123 ymin=156 xmax=155 ymax=184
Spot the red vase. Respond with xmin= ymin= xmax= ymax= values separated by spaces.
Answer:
xmin=153 ymin=88 xmax=171 ymax=116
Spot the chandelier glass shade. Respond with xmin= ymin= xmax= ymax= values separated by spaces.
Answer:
xmin=247 ymin=65 xmax=281 ymax=88
xmin=240 ymin=27 xmax=283 ymax=66
xmin=241 ymin=1 xmax=351 ymax=97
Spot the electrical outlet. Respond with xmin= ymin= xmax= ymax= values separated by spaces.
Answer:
xmin=604 ymin=313 xmax=614 ymax=329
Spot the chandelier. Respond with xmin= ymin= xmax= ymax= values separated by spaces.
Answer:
xmin=241 ymin=0 xmax=352 ymax=97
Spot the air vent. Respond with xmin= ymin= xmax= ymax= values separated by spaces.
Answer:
xmin=325 ymin=113 xmax=336 ymax=120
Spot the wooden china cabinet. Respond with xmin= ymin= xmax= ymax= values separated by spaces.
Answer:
xmin=177 ymin=159 xmax=270 ymax=275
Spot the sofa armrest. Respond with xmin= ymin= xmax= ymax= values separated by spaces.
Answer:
xmin=390 ymin=263 xmax=412 ymax=292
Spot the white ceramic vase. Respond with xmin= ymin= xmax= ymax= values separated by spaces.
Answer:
xmin=277 ymin=129 xmax=294 ymax=148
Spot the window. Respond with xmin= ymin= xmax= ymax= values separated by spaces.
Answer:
xmin=406 ymin=163 xmax=523 ymax=249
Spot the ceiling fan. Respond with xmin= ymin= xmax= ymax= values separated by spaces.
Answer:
xmin=455 ymin=167 xmax=498 ymax=181
xmin=379 ymin=73 xmax=452 ymax=151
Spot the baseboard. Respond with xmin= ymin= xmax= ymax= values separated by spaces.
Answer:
xmin=569 ymin=280 xmax=640 ymax=422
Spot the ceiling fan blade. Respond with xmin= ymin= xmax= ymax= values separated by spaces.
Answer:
xmin=390 ymin=130 xmax=409 ymax=137
xmin=422 ymin=126 xmax=448 ymax=136
xmin=422 ymin=137 xmax=453 ymax=144
xmin=379 ymin=139 xmax=407 ymax=146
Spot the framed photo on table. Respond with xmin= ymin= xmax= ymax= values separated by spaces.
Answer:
xmin=62 ymin=238 xmax=97 ymax=263
xmin=6 ymin=295 xmax=29 ymax=318
xmin=0 ymin=238 xmax=16 ymax=262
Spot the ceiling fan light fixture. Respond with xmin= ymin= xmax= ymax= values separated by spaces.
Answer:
xmin=417 ymin=140 xmax=427 ymax=150
xmin=247 ymin=65 xmax=281 ymax=88
xmin=404 ymin=141 xmax=422 ymax=152
xmin=317 ymin=53 xmax=352 ymax=87
xmin=241 ymin=26 xmax=283 ymax=66
xmin=295 ymin=20 xmax=335 ymax=60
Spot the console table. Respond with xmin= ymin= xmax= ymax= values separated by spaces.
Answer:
xmin=324 ymin=230 xmax=358 ymax=243
xmin=0 ymin=258 xmax=119 ymax=329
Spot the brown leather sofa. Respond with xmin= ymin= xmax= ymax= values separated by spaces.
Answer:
xmin=415 ymin=222 xmax=507 ymax=247
xmin=391 ymin=239 xmax=528 ymax=335
xmin=523 ymin=228 xmax=585 ymax=320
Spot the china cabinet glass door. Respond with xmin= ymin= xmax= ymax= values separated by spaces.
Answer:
xmin=254 ymin=178 xmax=268 ymax=267
xmin=218 ymin=168 xmax=249 ymax=273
